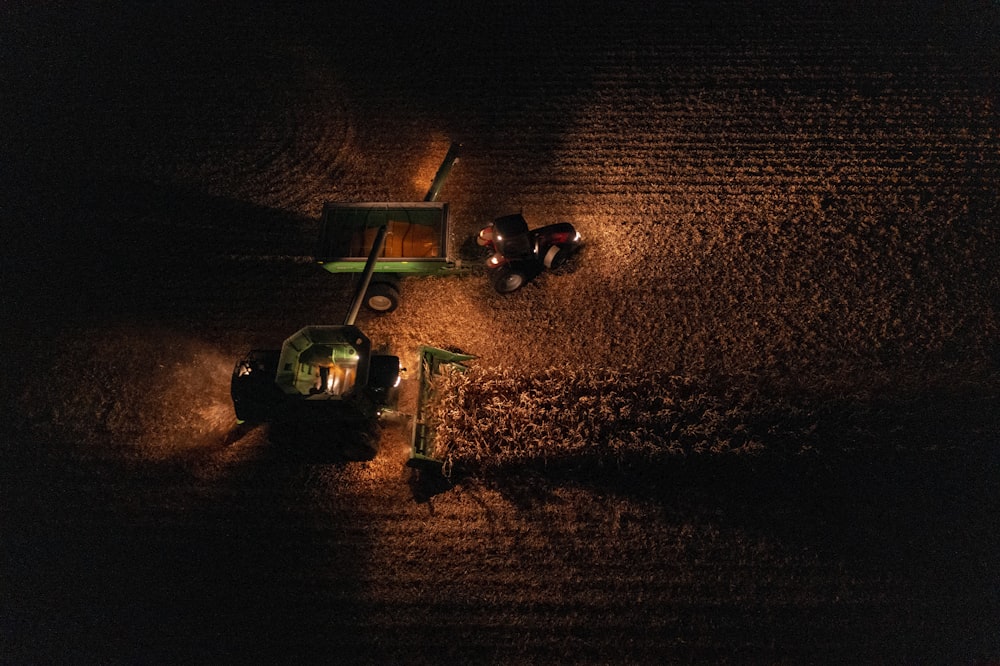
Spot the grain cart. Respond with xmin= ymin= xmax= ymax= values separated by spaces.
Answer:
xmin=231 ymin=226 xmax=401 ymax=459
xmin=315 ymin=142 xmax=464 ymax=313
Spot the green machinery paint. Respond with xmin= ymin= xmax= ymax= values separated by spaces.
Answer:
xmin=314 ymin=143 xmax=466 ymax=313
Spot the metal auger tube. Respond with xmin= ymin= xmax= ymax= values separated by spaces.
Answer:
xmin=424 ymin=141 xmax=462 ymax=202
xmin=344 ymin=224 xmax=388 ymax=326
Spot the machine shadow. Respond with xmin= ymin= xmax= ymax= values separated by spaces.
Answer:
xmin=2 ymin=428 xmax=379 ymax=664
xmin=475 ymin=383 xmax=1000 ymax=661
xmin=265 ymin=421 xmax=380 ymax=464
xmin=4 ymin=174 xmax=323 ymax=324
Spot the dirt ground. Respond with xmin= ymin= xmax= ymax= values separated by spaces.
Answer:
xmin=3 ymin=1 xmax=999 ymax=663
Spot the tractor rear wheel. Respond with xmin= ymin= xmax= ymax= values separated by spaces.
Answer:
xmin=543 ymin=245 xmax=570 ymax=269
xmin=492 ymin=265 xmax=527 ymax=293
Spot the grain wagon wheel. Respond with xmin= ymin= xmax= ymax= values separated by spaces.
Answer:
xmin=365 ymin=282 xmax=401 ymax=313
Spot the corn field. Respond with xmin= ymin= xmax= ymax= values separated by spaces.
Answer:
xmin=3 ymin=2 xmax=1000 ymax=663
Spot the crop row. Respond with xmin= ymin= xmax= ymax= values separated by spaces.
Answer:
xmin=426 ymin=362 xmax=939 ymax=475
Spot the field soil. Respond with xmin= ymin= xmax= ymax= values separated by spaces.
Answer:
xmin=3 ymin=1 xmax=999 ymax=663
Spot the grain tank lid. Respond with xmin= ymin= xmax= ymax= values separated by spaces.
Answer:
xmin=279 ymin=326 xmax=371 ymax=366
xmin=275 ymin=325 xmax=372 ymax=396
xmin=280 ymin=325 xmax=370 ymax=356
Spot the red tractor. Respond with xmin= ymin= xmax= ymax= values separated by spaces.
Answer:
xmin=477 ymin=213 xmax=583 ymax=293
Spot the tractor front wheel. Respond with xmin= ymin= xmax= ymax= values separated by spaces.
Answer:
xmin=492 ymin=265 xmax=528 ymax=293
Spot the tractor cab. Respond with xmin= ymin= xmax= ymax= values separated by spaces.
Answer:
xmin=482 ymin=213 xmax=533 ymax=260
xmin=478 ymin=213 xmax=583 ymax=293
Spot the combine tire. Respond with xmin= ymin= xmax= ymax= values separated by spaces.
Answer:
xmin=492 ymin=265 xmax=528 ymax=293
xmin=365 ymin=281 xmax=400 ymax=313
